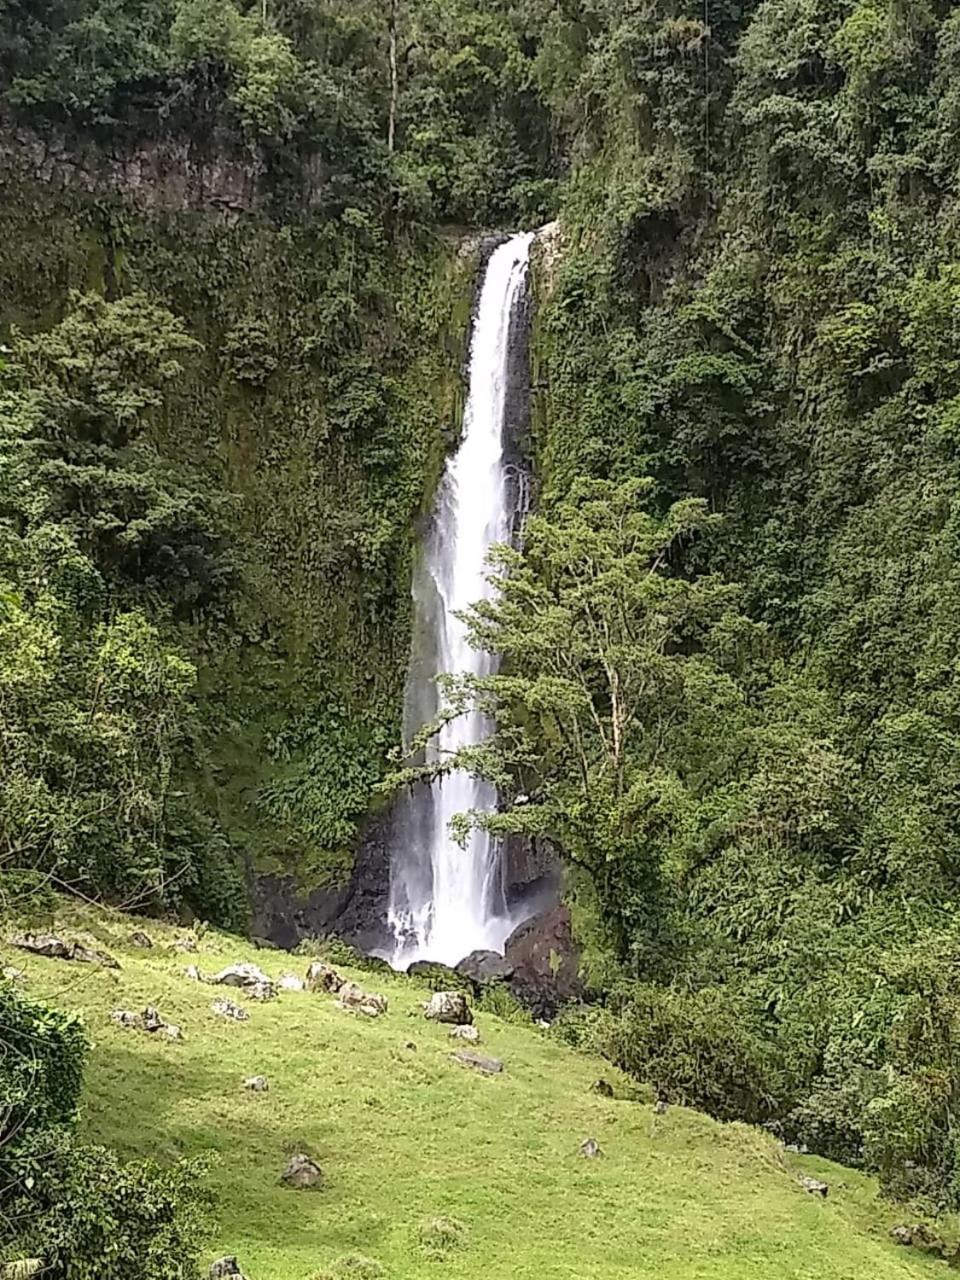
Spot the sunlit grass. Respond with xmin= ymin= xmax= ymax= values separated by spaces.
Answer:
xmin=2 ymin=900 xmax=946 ymax=1280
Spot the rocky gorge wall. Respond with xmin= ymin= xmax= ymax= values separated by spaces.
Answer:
xmin=0 ymin=130 xmax=475 ymax=923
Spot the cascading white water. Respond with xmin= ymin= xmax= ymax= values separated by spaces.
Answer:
xmin=385 ymin=232 xmax=534 ymax=968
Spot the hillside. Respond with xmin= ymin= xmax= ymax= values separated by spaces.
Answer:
xmin=0 ymin=902 xmax=949 ymax=1280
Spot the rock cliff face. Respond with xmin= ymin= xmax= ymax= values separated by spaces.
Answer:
xmin=0 ymin=127 xmax=323 ymax=213
xmin=504 ymin=903 xmax=582 ymax=1018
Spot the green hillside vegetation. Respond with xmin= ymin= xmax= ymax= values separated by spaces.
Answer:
xmin=8 ymin=0 xmax=960 ymax=1272
xmin=0 ymin=901 xmax=952 ymax=1280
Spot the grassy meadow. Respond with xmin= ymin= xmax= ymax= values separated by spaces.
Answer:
xmin=2 ymin=901 xmax=949 ymax=1280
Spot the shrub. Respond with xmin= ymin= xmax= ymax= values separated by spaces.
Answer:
xmin=0 ymin=984 xmax=210 ymax=1276
xmin=310 ymin=1257 xmax=386 ymax=1280
xmin=597 ymin=985 xmax=787 ymax=1124
xmin=475 ymin=984 xmax=533 ymax=1025
xmin=417 ymin=1216 xmax=468 ymax=1260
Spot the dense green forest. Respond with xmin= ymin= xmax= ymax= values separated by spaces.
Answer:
xmin=7 ymin=0 xmax=960 ymax=1270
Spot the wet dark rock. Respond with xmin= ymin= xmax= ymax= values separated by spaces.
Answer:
xmin=12 ymin=932 xmax=119 ymax=968
xmin=454 ymin=949 xmax=514 ymax=990
xmin=453 ymin=1051 xmax=503 ymax=1075
xmin=250 ymin=874 xmax=350 ymax=952
xmin=280 ymin=1153 xmax=323 ymax=1189
xmin=503 ymin=904 xmax=582 ymax=1018
xmin=502 ymin=834 xmax=562 ymax=917
xmin=423 ymin=991 xmax=472 ymax=1025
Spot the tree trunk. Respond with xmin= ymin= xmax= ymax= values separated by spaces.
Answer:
xmin=388 ymin=0 xmax=399 ymax=152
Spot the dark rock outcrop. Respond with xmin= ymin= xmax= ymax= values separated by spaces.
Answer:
xmin=503 ymin=903 xmax=582 ymax=1018
xmin=250 ymin=873 xmax=349 ymax=953
xmin=502 ymin=834 xmax=562 ymax=917
xmin=455 ymin=949 xmax=514 ymax=990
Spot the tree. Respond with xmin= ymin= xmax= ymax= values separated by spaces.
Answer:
xmin=390 ymin=476 xmax=754 ymax=965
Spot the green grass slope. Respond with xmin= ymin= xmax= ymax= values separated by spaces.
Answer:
xmin=1 ymin=902 xmax=947 ymax=1280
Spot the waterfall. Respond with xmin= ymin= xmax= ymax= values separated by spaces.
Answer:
xmin=385 ymin=232 xmax=534 ymax=968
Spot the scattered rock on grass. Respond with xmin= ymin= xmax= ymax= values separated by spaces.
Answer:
xmin=591 ymin=1079 xmax=614 ymax=1098
xmin=403 ymin=1040 xmax=417 ymax=1051
xmin=2 ymin=965 xmax=25 ymax=982
xmin=210 ymin=962 xmax=272 ymax=988
xmin=798 ymin=1175 xmax=828 ymax=1198
xmin=889 ymin=1223 xmax=943 ymax=1251
xmin=129 ymin=930 xmax=153 ymax=948
xmin=452 ymin=1050 xmax=502 ymax=1075
xmin=111 ymin=1006 xmax=182 ymax=1039
xmin=579 ymin=1137 xmax=602 ymax=1158
xmin=305 ymin=960 xmax=344 ymax=994
xmin=212 ymin=998 xmax=249 ymax=1022
xmin=209 ymin=1257 xmax=250 ymax=1279
xmin=175 ymin=935 xmax=198 ymax=953
xmin=654 ymin=1098 xmax=669 ymax=1115
xmin=184 ymin=964 xmax=203 ymax=981
xmin=449 ymin=1024 xmax=480 ymax=1043
xmin=423 ymin=991 xmax=472 ymax=1025
xmin=310 ymin=1255 xmax=384 ymax=1279
xmin=246 ymin=980 xmax=277 ymax=1002
xmin=243 ymin=1075 xmax=268 ymax=1092
xmin=280 ymin=1153 xmax=323 ymax=1189
xmin=279 ymin=973 xmax=305 ymax=991
xmin=11 ymin=932 xmax=119 ymax=968
xmin=337 ymin=981 xmax=388 ymax=1017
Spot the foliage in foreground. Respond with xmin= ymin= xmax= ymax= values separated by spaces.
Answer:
xmin=0 ymin=979 xmax=209 ymax=1276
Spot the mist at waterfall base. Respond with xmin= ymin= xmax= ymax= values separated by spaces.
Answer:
xmin=383 ymin=233 xmax=534 ymax=970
